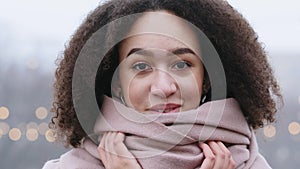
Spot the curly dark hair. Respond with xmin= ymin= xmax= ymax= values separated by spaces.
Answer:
xmin=50 ymin=0 xmax=282 ymax=148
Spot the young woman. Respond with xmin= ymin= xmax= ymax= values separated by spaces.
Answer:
xmin=43 ymin=0 xmax=282 ymax=168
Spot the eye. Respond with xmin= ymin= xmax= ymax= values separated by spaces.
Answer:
xmin=172 ymin=61 xmax=191 ymax=70
xmin=132 ymin=62 xmax=152 ymax=72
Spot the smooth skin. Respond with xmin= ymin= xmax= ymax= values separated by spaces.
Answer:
xmin=98 ymin=11 xmax=235 ymax=169
xmin=98 ymin=132 xmax=141 ymax=169
xmin=117 ymin=11 xmax=204 ymax=113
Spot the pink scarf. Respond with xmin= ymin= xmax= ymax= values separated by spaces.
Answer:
xmin=43 ymin=96 xmax=271 ymax=169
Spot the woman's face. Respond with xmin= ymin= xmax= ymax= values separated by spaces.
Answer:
xmin=117 ymin=11 xmax=204 ymax=113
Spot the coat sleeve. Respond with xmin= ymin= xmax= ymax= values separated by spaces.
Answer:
xmin=41 ymin=148 xmax=105 ymax=169
xmin=42 ymin=159 xmax=61 ymax=169
xmin=250 ymin=153 xmax=272 ymax=169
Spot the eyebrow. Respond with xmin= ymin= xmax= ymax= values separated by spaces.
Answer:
xmin=126 ymin=47 xmax=196 ymax=57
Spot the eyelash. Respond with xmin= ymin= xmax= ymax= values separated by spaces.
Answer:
xmin=132 ymin=62 xmax=152 ymax=72
xmin=131 ymin=60 xmax=192 ymax=72
xmin=172 ymin=61 xmax=192 ymax=70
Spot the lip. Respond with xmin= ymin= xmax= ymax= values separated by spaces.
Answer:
xmin=147 ymin=103 xmax=181 ymax=113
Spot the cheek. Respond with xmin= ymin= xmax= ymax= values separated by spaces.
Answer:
xmin=124 ymin=77 xmax=149 ymax=110
xmin=181 ymin=79 xmax=202 ymax=97
xmin=119 ymin=62 xmax=150 ymax=111
xmin=179 ymin=73 xmax=203 ymax=107
xmin=180 ymin=72 xmax=202 ymax=93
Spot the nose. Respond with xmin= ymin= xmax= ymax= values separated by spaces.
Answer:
xmin=150 ymin=70 xmax=177 ymax=98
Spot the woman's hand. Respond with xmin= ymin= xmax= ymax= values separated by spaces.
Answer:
xmin=98 ymin=132 xmax=142 ymax=169
xmin=198 ymin=141 xmax=235 ymax=169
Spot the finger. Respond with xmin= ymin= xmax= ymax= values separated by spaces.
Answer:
xmin=106 ymin=132 xmax=117 ymax=162
xmin=104 ymin=132 xmax=121 ymax=168
xmin=105 ymin=132 xmax=131 ymax=159
xmin=113 ymin=132 xmax=135 ymax=158
xmin=98 ymin=132 xmax=108 ymax=166
xmin=100 ymin=132 xmax=120 ymax=168
xmin=229 ymin=156 xmax=236 ymax=169
xmin=199 ymin=142 xmax=215 ymax=169
xmin=216 ymin=141 xmax=233 ymax=169
xmin=108 ymin=132 xmax=141 ymax=168
xmin=208 ymin=141 xmax=226 ymax=169
xmin=107 ymin=131 xmax=117 ymax=153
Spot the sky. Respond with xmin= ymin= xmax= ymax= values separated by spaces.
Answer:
xmin=0 ymin=0 xmax=299 ymax=72
xmin=228 ymin=0 xmax=300 ymax=53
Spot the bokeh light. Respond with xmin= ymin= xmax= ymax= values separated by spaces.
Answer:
xmin=263 ymin=125 xmax=276 ymax=138
xmin=0 ymin=122 xmax=10 ymax=135
xmin=45 ymin=129 xmax=56 ymax=142
xmin=35 ymin=107 xmax=48 ymax=120
xmin=26 ymin=122 xmax=38 ymax=130
xmin=38 ymin=122 xmax=49 ymax=135
xmin=288 ymin=122 xmax=300 ymax=135
xmin=0 ymin=106 xmax=10 ymax=120
xmin=9 ymin=128 xmax=22 ymax=141
xmin=26 ymin=128 xmax=39 ymax=141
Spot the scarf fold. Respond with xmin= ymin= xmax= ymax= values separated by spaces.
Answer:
xmin=92 ymin=96 xmax=271 ymax=169
xmin=43 ymin=96 xmax=271 ymax=169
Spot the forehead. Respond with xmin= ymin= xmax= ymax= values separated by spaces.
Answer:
xmin=119 ymin=10 xmax=200 ymax=57
xmin=121 ymin=34 xmax=190 ymax=51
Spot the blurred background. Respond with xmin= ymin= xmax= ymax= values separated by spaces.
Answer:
xmin=0 ymin=0 xmax=299 ymax=168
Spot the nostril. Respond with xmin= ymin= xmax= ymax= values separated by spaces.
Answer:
xmin=150 ymin=82 xmax=178 ymax=98
xmin=150 ymin=87 xmax=167 ymax=98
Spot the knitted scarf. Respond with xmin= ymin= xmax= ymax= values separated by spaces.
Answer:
xmin=42 ymin=96 xmax=271 ymax=169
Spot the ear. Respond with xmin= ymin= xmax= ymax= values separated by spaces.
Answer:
xmin=202 ymin=79 xmax=210 ymax=95
xmin=202 ymin=69 xmax=211 ymax=95
xmin=111 ymin=73 xmax=122 ymax=98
